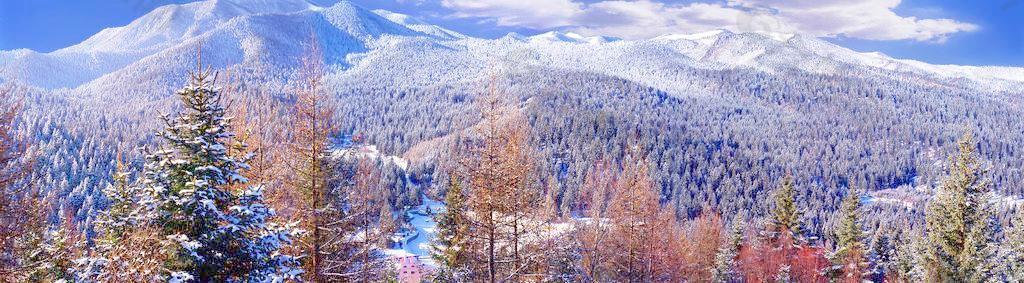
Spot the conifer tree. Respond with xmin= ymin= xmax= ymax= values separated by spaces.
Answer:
xmin=338 ymin=158 xmax=389 ymax=282
xmin=94 ymin=159 xmax=137 ymax=249
xmin=432 ymin=175 xmax=469 ymax=281
xmin=923 ymin=132 xmax=998 ymax=282
xmin=132 ymin=59 xmax=302 ymax=281
xmin=712 ymin=217 xmax=744 ymax=283
xmin=72 ymin=155 xmax=140 ymax=281
xmin=1004 ymin=208 xmax=1024 ymax=281
xmin=30 ymin=221 xmax=81 ymax=282
xmin=830 ymin=186 xmax=870 ymax=282
xmin=762 ymin=174 xmax=806 ymax=281
xmin=99 ymin=225 xmax=173 ymax=281
xmin=774 ymin=265 xmax=792 ymax=283
xmin=768 ymin=175 xmax=803 ymax=239
xmin=900 ymin=236 xmax=928 ymax=282
xmin=576 ymin=159 xmax=617 ymax=282
xmin=869 ymin=233 xmax=897 ymax=282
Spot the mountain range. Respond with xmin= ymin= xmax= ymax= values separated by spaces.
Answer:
xmin=4 ymin=0 xmax=1024 ymax=235
xmin=2 ymin=0 xmax=1022 ymax=96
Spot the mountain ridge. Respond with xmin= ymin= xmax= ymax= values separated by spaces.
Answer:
xmin=1 ymin=0 xmax=1022 ymax=94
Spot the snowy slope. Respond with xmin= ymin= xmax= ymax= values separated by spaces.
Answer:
xmin=0 ymin=0 xmax=314 ymax=89
xmin=1 ymin=0 xmax=1022 ymax=95
xmin=73 ymin=0 xmax=426 ymax=101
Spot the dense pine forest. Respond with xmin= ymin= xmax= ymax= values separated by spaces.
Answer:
xmin=1 ymin=50 xmax=1024 ymax=282
xmin=1 ymin=0 xmax=1024 ymax=282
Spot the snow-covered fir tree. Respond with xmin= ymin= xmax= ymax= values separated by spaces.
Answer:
xmin=923 ymin=132 xmax=998 ymax=282
xmin=868 ymin=233 xmax=897 ymax=282
xmin=1004 ymin=208 xmax=1024 ymax=281
xmin=711 ymin=217 xmax=743 ymax=283
xmin=28 ymin=217 xmax=80 ymax=282
xmin=431 ymin=175 xmax=469 ymax=281
xmin=768 ymin=175 xmax=803 ymax=240
xmin=828 ymin=186 xmax=870 ymax=282
xmin=72 ymin=155 xmax=147 ymax=281
xmin=126 ymin=64 xmax=303 ymax=281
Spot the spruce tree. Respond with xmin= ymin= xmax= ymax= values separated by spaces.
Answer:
xmin=432 ymin=175 xmax=469 ymax=281
xmin=95 ymin=166 xmax=137 ymax=249
xmin=768 ymin=175 xmax=803 ymax=240
xmin=712 ymin=218 xmax=744 ymax=283
xmin=72 ymin=160 xmax=139 ymax=281
xmin=763 ymin=174 xmax=806 ymax=281
xmin=869 ymin=233 xmax=896 ymax=282
xmin=1005 ymin=208 xmax=1024 ymax=281
xmin=923 ymin=132 xmax=998 ymax=282
xmin=28 ymin=221 xmax=80 ymax=282
xmin=134 ymin=65 xmax=302 ymax=281
xmin=829 ymin=186 xmax=869 ymax=282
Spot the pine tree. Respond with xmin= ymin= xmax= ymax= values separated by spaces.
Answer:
xmin=1004 ymin=208 xmax=1024 ymax=281
xmin=133 ymin=60 xmax=302 ymax=281
xmin=869 ymin=233 xmax=896 ymax=282
xmin=768 ymin=175 xmax=803 ymax=239
xmin=711 ymin=217 xmax=744 ymax=283
xmin=95 ymin=158 xmax=137 ymax=249
xmin=830 ymin=186 xmax=870 ymax=282
xmin=923 ymin=132 xmax=998 ymax=282
xmin=431 ymin=175 xmax=469 ymax=282
xmin=29 ymin=212 xmax=82 ymax=282
xmin=763 ymin=174 xmax=806 ymax=281
xmin=72 ymin=156 xmax=139 ymax=281
xmin=901 ymin=237 xmax=927 ymax=282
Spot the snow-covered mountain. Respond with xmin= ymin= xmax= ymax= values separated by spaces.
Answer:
xmin=11 ymin=0 xmax=1024 ymax=242
xmin=1 ymin=0 xmax=1022 ymax=95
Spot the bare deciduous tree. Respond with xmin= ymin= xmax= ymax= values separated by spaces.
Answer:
xmin=0 ymin=84 xmax=44 ymax=280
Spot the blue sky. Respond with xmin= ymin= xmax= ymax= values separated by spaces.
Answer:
xmin=1 ymin=0 xmax=1021 ymax=66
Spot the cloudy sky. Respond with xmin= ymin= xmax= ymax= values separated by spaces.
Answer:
xmin=2 ymin=0 xmax=1022 ymax=66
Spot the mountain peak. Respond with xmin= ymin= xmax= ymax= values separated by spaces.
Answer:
xmin=529 ymin=31 xmax=617 ymax=44
xmin=748 ymin=30 xmax=795 ymax=42
xmin=317 ymin=1 xmax=419 ymax=39
xmin=59 ymin=0 xmax=316 ymax=54
xmin=655 ymin=29 xmax=728 ymax=40
xmin=372 ymin=9 xmax=466 ymax=40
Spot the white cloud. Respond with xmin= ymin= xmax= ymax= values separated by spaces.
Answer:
xmin=439 ymin=0 xmax=582 ymax=28
xmin=438 ymin=0 xmax=978 ymax=42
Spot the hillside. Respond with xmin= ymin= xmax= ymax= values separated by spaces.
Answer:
xmin=2 ymin=0 xmax=1023 ymax=252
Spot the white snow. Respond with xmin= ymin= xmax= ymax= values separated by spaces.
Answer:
xmin=529 ymin=31 xmax=616 ymax=44
xmin=332 ymin=145 xmax=409 ymax=171
xmin=3 ymin=0 xmax=1023 ymax=95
